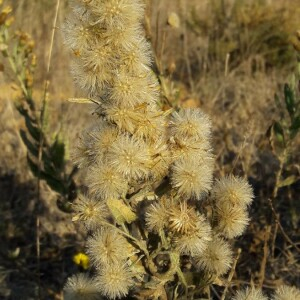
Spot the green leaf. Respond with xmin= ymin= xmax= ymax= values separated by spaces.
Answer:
xmin=20 ymin=130 xmax=38 ymax=157
xmin=42 ymin=173 xmax=66 ymax=194
xmin=50 ymin=134 xmax=65 ymax=170
xmin=27 ymin=154 xmax=66 ymax=195
xmin=15 ymin=105 xmax=35 ymax=123
xmin=273 ymin=121 xmax=285 ymax=144
xmin=290 ymin=115 xmax=300 ymax=135
xmin=284 ymin=83 xmax=295 ymax=117
xmin=44 ymin=160 xmax=57 ymax=178
xmin=278 ymin=175 xmax=298 ymax=188
xmin=25 ymin=115 xmax=41 ymax=141
xmin=67 ymin=179 xmax=77 ymax=202
xmin=67 ymin=166 xmax=78 ymax=182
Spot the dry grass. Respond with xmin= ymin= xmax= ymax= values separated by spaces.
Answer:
xmin=0 ymin=0 xmax=299 ymax=299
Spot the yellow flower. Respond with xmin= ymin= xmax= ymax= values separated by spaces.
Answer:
xmin=73 ymin=252 xmax=90 ymax=270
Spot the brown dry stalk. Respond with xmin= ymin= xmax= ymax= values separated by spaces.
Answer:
xmin=271 ymin=221 xmax=279 ymax=261
xmin=258 ymin=225 xmax=271 ymax=288
xmin=268 ymin=198 xmax=300 ymax=253
xmin=221 ymin=248 xmax=242 ymax=300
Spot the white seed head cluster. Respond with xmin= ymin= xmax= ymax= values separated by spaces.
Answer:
xmin=86 ymin=227 xmax=132 ymax=267
xmin=97 ymin=263 xmax=134 ymax=299
xmin=194 ymin=235 xmax=233 ymax=276
xmin=145 ymin=200 xmax=169 ymax=233
xmin=232 ymin=285 xmax=300 ymax=300
xmin=174 ymin=214 xmax=212 ymax=256
xmin=169 ymin=108 xmax=211 ymax=144
xmin=232 ymin=287 xmax=268 ymax=300
xmin=63 ymin=273 xmax=101 ymax=300
xmin=171 ymin=155 xmax=214 ymax=200
xmin=63 ymin=0 xmax=256 ymax=298
xmin=72 ymin=194 xmax=110 ymax=230
xmin=272 ymin=285 xmax=300 ymax=300
xmin=212 ymin=175 xmax=254 ymax=208
xmin=212 ymin=176 xmax=254 ymax=239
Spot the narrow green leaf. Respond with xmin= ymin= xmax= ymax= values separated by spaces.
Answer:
xmin=25 ymin=115 xmax=40 ymax=141
xmin=20 ymin=130 xmax=38 ymax=157
xmin=15 ymin=105 xmax=35 ymax=123
xmin=290 ymin=115 xmax=300 ymax=138
xmin=27 ymin=154 xmax=65 ymax=195
xmin=273 ymin=121 xmax=285 ymax=144
xmin=66 ymin=179 xmax=77 ymax=202
xmin=278 ymin=175 xmax=298 ymax=188
xmin=50 ymin=135 xmax=65 ymax=170
xmin=44 ymin=160 xmax=58 ymax=178
xmin=42 ymin=173 xmax=66 ymax=194
xmin=291 ymin=115 xmax=300 ymax=131
xmin=67 ymin=166 xmax=78 ymax=182
xmin=284 ymin=83 xmax=295 ymax=117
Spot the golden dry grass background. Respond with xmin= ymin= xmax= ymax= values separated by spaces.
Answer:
xmin=0 ymin=0 xmax=300 ymax=299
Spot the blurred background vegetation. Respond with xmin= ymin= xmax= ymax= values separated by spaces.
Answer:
xmin=0 ymin=0 xmax=299 ymax=299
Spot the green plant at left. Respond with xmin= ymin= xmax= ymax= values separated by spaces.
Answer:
xmin=0 ymin=1 xmax=77 ymax=212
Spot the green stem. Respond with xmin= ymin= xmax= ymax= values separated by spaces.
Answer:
xmin=5 ymin=50 xmax=29 ymax=99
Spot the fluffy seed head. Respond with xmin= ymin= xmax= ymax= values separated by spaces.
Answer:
xmin=72 ymin=130 xmax=96 ymax=168
xmin=174 ymin=214 xmax=212 ymax=257
xmin=97 ymin=263 xmax=134 ymax=299
xmin=87 ymin=0 xmax=145 ymax=29
xmin=73 ymin=122 xmax=118 ymax=167
xmin=168 ymin=201 xmax=199 ymax=235
xmin=149 ymin=140 xmax=172 ymax=179
xmin=89 ymin=122 xmax=119 ymax=162
xmin=108 ymin=71 xmax=157 ymax=107
xmin=107 ymin=134 xmax=151 ymax=179
xmin=104 ymin=102 xmax=141 ymax=133
xmin=212 ymin=175 xmax=254 ymax=208
xmin=194 ymin=236 xmax=233 ymax=276
xmin=171 ymin=155 xmax=214 ymax=200
xmin=215 ymin=202 xmax=249 ymax=239
xmin=64 ymin=273 xmax=100 ymax=300
xmin=72 ymin=195 xmax=109 ymax=230
xmin=272 ymin=285 xmax=300 ymax=300
xmin=79 ymin=45 xmax=116 ymax=90
xmin=145 ymin=199 xmax=169 ymax=233
xmin=118 ymin=37 xmax=152 ymax=73
xmin=170 ymin=136 xmax=212 ymax=160
xmin=104 ymin=103 xmax=165 ymax=140
xmin=232 ymin=287 xmax=268 ymax=300
xmin=71 ymin=58 xmax=112 ymax=96
xmin=133 ymin=106 xmax=167 ymax=141
xmin=102 ymin=25 xmax=144 ymax=50
xmin=87 ymin=163 xmax=128 ymax=200
xmin=63 ymin=14 xmax=100 ymax=54
xmin=87 ymin=227 xmax=131 ymax=267
xmin=169 ymin=108 xmax=211 ymax=142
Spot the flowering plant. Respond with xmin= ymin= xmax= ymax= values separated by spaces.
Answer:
xmin=63 ymin=1 xmax=256 ymax=299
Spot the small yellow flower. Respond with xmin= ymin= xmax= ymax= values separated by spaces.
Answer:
xmin=73 ymin=252 xmax=90 ymax=270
